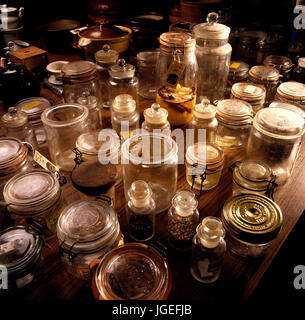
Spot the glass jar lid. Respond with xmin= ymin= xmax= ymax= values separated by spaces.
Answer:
xmin=216 ymin=99 xmax=253 ymax=122
xmin=194 ymin=98 xmax=216 ymax=119
xmin=221 ymin=193 xmax=283 ymax=244
xmin=248 ymin=65 xmax=280 ymax=83
xmin=276 ymin=81 xmax=305 ymax=101
xmin=269 ymin=101 xmax=305 ymax=120
xmin=298 ymin=57 xmax=305 ymax=68
xmin=231 ymin=83 xmax=266 ymax=101
xmin=144 ymin=103 xmax=168 ymax=125
xmin=159 ymin=31 xmax=195 ymax=49
xmin=76 ymin=93 xmax=98 ymax=110
xmin=112 ymin=94 xmax=136 ymax=113
xmin=108 ymin=59 xmax=135 ymax=79
xmin=263 ymin=55 xmax=293 ymax=71
xmin=2 ymin=107 xmax=28 ymax=128
xmin=172 ymin=189 xmax=197 ymax=217
xmin=229 ymin=61 xmax=249 ymax=76
xmin=253 ymin=107 xmax=305 ymax=139
xmin=128 ymin=180 xmax=152 ymax=208
xmin=197 ymin=216 xmax=225 ymax=248
xmin=62 ymin=60 xmax=96 ymax=79
xmin=95 ymin=44 xmax=119 ymax=65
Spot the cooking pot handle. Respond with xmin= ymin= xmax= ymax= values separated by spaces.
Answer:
xmin=90 ymin=259 xmax=102 ymax=300
xmin=70 ymin=26 xmax=88 ymax=35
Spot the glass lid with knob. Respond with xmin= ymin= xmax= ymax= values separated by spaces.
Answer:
xmin=143 ymin=103 xmax=169 ymax=125
xmin=108 ymin=59 xmax=135 ymax=79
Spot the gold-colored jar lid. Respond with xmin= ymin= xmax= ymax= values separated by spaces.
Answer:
xmin=276 ymin=81 xmax=305 ymax=101
xmin=248 ymin=65 xmax=280 ymax=83
xmin=221 ymin=193 xmax=282 ymax=244
xmin=231 ymin=82 xmax=266 ymax=101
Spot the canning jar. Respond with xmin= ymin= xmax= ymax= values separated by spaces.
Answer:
xmin=275 ymin=81 xmax=305 ymax=109
xmin=41 ymin=104 xmax=90 ymax=172
xmin=156 ymin=31 xmax=197 ymax=126
xmin=3 ymin=169 xmax=65 ymax=239
xmin=221 ymin=193 xmax=283 ymax=258
xmin=226 ymin=61 xmax=249 ymax=98
xmin=122 ymin=133 xmax=178 ymax=214
xmin=91 ymin=243 xmax=172 ymax=300
xmin=168 ymin=189 xmax=199 ymax=250
xmin=57 ymin=198 xmax=121 ymax=280
xmin=193 ymin=12 xmax=231 ymax=103
xmin=62 ymin=60 xmax=102 ymax=130
xmin=246 ymin=107 xmax=305 ymax=185
xmin=185 ymin=142 xmax=224 ymax=193
xmin=269 ymin=101 xmax=305 ymax=120
xmin=292 ymin=57 xmax=305 ymax=84
xmin=263 ymin=55 xmax=293 ymax=82
xmin=215 ymin=99 xmax=253 ymax=149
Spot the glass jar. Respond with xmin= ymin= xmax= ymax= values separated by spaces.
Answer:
xmin=221 ymin=193 xmax=283 ymax=258
xmin=14 ymin=97 xmax=51 ymax=147
xmin=226 ymin=61 xmax=249 ymax=98
xmin=168 ymin=189 xmax=199 ymax=250
xmin=62 ymin=60 xmax=102 ymax=130
xmin=292 ymin=57 xmax=305 ymax=84
xmin=156 ymin=31 xmax=197 ymax=126
xmin=231 ymin=82 xmax=266 ymax=114
xmin=3 ymin=169 xmax=65 ymax=239
xmin=193 ymin=12 xmax=232 ymax=103
xmin=122 ymin=133 xmax=178 ymax=214
xmin=92 ymin=243 xmax=172 ymax=300
xmin=188 ymin=98 xmax=218 ymax=144
xmin=263 ymin=55 xmax=293 ymax=82
xmin=275 ymin=81 xmax=305 ymax=109
xmin=57 ymin=198 xmax=121 ymax=280
xmin=246 ymin=107 xmax=305 ymax=185
xmin=141 ymin=103 xmax=171 ymax=135
xmin=185 ymin=142 xmax=224 ymax=192
xmin=215 ymin=99 xmax=253 ymax=149
xmin=269 ymin=101 xmax=305 ymax=120
xmin=41 ymin=104 xmax=90 ymax=172
xmin=190 ymin=216 xmax=226 ymax=283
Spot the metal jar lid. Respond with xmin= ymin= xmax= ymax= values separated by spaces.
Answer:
xmin=231 ymin=82 xmax=266 ymax=102
xmin=248 ymin=65 xmax=280 ymax=83
xmin=159 ymin=31 xmax=196 ymax=50
xmin=62 ymin=60 xmax=97 ymax=79
xmin=263 ymin=55 xmax=293 ymax=72
xmin=216 ymin=99 xmax=253 ymax=123
xmin=221 ymin=193 xmax=283 ymax=244
xmin=276 ymin=81 xmax=305 ymax=102
xmin=229 ymin=61 xmax=249 ymax=78
xmin=2 ymin=107 xmax=29 ymax=128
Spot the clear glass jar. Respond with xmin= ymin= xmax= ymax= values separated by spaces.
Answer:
xmin=57 ymin=198 xmax=121 ymax=280
xmin=275 ymin=81 xmax=305 ymax=109
xmin=168 ymin=189 xmax=199 ymax=250
xmin=188 ymin=98 xmax=218 ymax=144
xmin=221 ymin=193 xmax=283 ymax=258
xmin=185 ymin=142 xmax=224 ymax=192
xmin=225 ymin=61 xmax=249 ymax=98
xmin=122 ymin=132 xmax=178 ymax=214
xmin=269 ymin=101 xmax=305 ymax=120
xmin=190 ymin=216 xmax=226 ymax=283
xmin=246 ymin=107 xmax=305 ymax=185
xmin=263 ymin=55 xmax=293 ymax=82
xmin=215 ymin=99 xmax=253 ymax=149
xmin=41 ymin=104 xmax=90 ymax=172
xmin=292 ymin=57 xmax=305 ymax=84
xmin=156 ymin=31 xmax=197 ymax=126
xmin=62 ymin=60 xmax=102 ymax=130
xmin=4 ymin=169 xmax=65 ymax=239
xmin=193 ymin=12 xmax=232 ymax=103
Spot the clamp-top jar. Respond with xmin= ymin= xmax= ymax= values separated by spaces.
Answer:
xmin=275 ymin=81 xmax=305 ymax=109
xmin=263 ymin=55 xmax=293 ymax=82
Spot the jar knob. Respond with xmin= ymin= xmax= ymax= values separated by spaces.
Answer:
xmin=206 ymin=12 xmax=219 ymax=24
xmin=118 ymin=58 xmax=126 ymax=67
xmin=8 ymin=107 xmax=18 ymax=115
xmin=201 ymin=97 xmax=210 ymax=108
xmin=102 ymin=44 xmax=110 ymax=52
xmin=151 ymin=103 xmax=161 ymax=112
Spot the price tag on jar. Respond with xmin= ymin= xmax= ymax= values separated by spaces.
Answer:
xmin=164 ymin=49 xmax=186 ymax=89
xmin=33 ymin=150 xmax=60 ymax=176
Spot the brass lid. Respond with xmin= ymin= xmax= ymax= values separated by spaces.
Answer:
xmin=276 ymin=81 xmax=305 ymax=101
xmin=248 ymin=65 xmax=280 ymax=83
xmin=221 ymin=193 xmax=282 ymax=244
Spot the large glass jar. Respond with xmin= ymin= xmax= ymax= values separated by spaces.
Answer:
xmin=155 ymin=31 xmax=197 ymax=126
xmin=246 ymin=107 xmax=305 ymax=185
xmin=57 ymin=198 xmax=121 ymax=280
xmin=292 ymin=57 xmax=305 ymax=84
xmin=269 ymin=101 xmax=305 ymax=120
xmin=221 ymin=193 xmax=282 ymax=258
xmin=62 ymin=60 xmax=102 ymax=130
xmin=263 ymin=55 xmax=293 ymax=82
xmin=275 ymin=81 xmax=305 ymax=109
xmin=215 ymin=99 xmax=253 ymax=149
xmin=122 ymin=133 xmax=178 ymax=214
xmin=193 ymin=12 xmax=231 ymax=103
xmin=41 ymin=104 xmax=90 ymax=172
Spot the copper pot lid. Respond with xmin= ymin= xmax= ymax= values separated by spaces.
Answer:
xmin=79 ymin=23 xmax=129 ymax=40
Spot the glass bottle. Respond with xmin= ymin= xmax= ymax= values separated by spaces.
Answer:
xmin=292 ymin=57 xmax=305 ymax=83
xmin=168 ymin=189 xmax=199 ymax=250
xmin=126 ymin=180 xmax=156 ymax=242
xmin=190 ymin=216 xmax=226 ymax=283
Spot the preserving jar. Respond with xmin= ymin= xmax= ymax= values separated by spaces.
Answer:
xmin=246 ymin=107 xmax=305 ymax=185
xmin=4 ymin=169 xmax=65 ymax=239
xmin=185 ymin=142 xmax=224 ymax=192
xmin=193 ymin=12 xmax=231 ymax=103
xmin=275 ymin=81 xmax=305 ymax=109
xmin=215 ymin=99 xmax=253 ymax=149
xmin=41 ymin=104 xmax=90 ymax=171
xmin=221 ymin=193 xmax=283 ymax=258
xmin=226 ymin=60 xmax=249 ymax=98
xmin=156 ymin=31 xmax=197 ymax=126
xmin=269 ymin=101 xmax=305 ymax=120
xmin=122 ymin=133 xmax=178 ymax=214
xmin=91 ymin=243 xmax=172 ymax=300
xmin=263 ymin=55 xmax=293 ymax=82
xmin=62 ymin=60 xmax=102 ymax=130
xmin=292 ymin=57 xmax=305 ymax=83
xmin=57 ymin=198 xmax=121 ymax=280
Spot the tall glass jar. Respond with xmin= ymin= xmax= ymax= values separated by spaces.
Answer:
xmin=263 ymin=55 xmax=293 ymax=82
xmin=155 ymin=31 xmax=197 ymax=127
xmin=292 ymin=57 xmax=305 ymax=84
xmin=41 ymin=104 xmax=90 ymax=172
xmin=246 ymin=107 xmax=305 ymax=185
xmin=193 ymin=12 xmax=231 ymax=103
xmin=275 ymin=81 xmax=305 ymax=109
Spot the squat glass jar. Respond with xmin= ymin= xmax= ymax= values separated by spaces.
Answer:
xmin=263 ymin=55 xmax=293 ymax=82
xmin=275 ymin=81 xmax=305 ymax=109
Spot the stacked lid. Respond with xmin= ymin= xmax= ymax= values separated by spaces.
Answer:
xmin=112 ymin=94 xmax=136 ymax=113
xmin=231 ymin=83 xmax=266 ymax=103
xmin=263 ymin=55 xmax=293 ymax=73
xmin=62 ymin=60 xmax=97 ymax=79
xmin=159 ymin=31 xmax=195 ymax=50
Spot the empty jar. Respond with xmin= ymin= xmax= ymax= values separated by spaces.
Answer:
xmin=226 ymin=61 xmax=249 ymax=98
xmin=263 ymin=55 xmax=293 ymax=82
xmin=275 ymin=81 xmax=305 ymax=109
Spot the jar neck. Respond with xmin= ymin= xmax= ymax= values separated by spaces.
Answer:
xmin=196 ymin=39 xmax=228 ymax=47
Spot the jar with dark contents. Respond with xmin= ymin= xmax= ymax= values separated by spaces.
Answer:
xmin=225 ymin=61 xmax=249 ymax=98
xmin=292 ymin=57 xmax=305 ymax=84
xmin=263 ymin=55 xmax=293 ymax=82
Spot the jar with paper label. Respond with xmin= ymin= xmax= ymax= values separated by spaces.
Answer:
xmin=168 ymin=189 xmax=199 ymax=250
xmin=226 ymin=61 xmax=249 ymax=98
xmin=264 ymin=55 xmax=293 ymax=82
xmin=156 ymin=31 xmax=197 ymax=126
xmin=292 ymin=57 xmax=305 ymax=84
xmin=246 ymin=107 xmax=305 ymax=185
xmin=193 ymin=12 xmax=231 ymax=103
xmin=215 ymin=99 xmax=253 ymax=149
xmin=188 ymin=98 xmax=218 ymax=144
xmin=190 ymin=216 xmax=226 ymax=283
xmin=275 ymin=81 xmax=305 ymax=109
xmin=57 ymin=198 xmax=122 ymax=280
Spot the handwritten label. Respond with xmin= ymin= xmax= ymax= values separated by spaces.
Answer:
xmin=230 ymin=62 xmax=240 ymax=69
xmin=21 ymin=100 xmax=42 ymax=111
xmin=33 ymin=150 xmax=59 ymax=175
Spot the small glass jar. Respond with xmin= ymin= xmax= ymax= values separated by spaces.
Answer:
xmin=141 ymin=103 xmax=171 ymax=135
xmin=57 ymin=198 xmax=121 ymax=280
xmin=62 ymin=60 xmax=102 ymax=130
xmin=168 ymin=189 xmax=199 ymax=250
xmin=4 ymin=169 xmax=65 ymax=239
xmin=215 ymin=99 xmax=253 ymax=149
xmin=41 ymin=104 xmax=90 ymax=172
xmin=190 ymin=216 xmax=226 ymax=283
xmin=231 ymin=82 xmax=266 ymax=114
xmin=188 ymin=98 xmax=218 ymax=144
xmin=122 ymin=133 xmax=178 ymax=214
xmin=246 ymin=107 xmax=305 ymax=185
xmin=221 ymin=193 xmax=283 ymax=258
xmin=226 ymin=61 xmax=249 ymax=98
xmin=263 ymin=55 xmax=293 ymax=82
xmin=292 ymin=57 xmax=305 ymax=84
xmin=185 ymin=142 xmax=224 ymax=192
xmin=269 ymin=101 xmax=305 ymax=120
xmin=275 ymin=81 xmax=305 ymax=109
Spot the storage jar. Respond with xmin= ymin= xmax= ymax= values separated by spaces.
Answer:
xmin=263 ymin=55 xmax=293 ymax=82
xmin=275 ymin=81 xmax=305 ymax=109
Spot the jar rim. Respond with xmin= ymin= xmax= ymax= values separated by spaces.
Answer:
xmin=0 ymin=137 xmax=28 ymax=170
